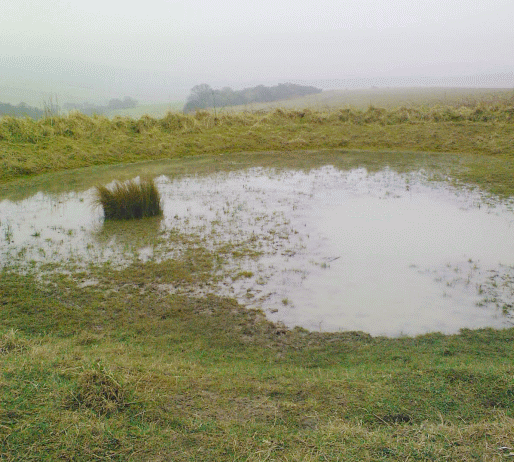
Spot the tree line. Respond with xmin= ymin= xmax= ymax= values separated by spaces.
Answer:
xmin=62 ymin=97 xmax=138 ymax=116
xmin=0 ymin=102 xmax=45 ymax=119
xmin=183 ymin=83 xmax=322 ymax=113
xmin=0 ymin=96 xmax=138 ymax=119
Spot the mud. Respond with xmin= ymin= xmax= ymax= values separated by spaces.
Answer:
xmin=1 ymin=162 xmax=513 ymax=336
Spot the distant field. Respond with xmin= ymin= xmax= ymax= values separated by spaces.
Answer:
xmin=96 ymin=88 xmax=514 ymax=118
xmin=219 ymin=87 xmax=514 ymax=113
xmin=104 ymin=101 xmax=184 ymax=118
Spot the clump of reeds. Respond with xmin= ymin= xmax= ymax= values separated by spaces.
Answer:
xmin=95 ymin=178 xmax=162 ymax=220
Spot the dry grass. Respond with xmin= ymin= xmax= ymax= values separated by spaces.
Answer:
xmin=95 ymin=178 xmax=162 ymax=220
xmin=1 ymin=90 xmax=514 ymax=187
xmin=0 ymin=329 xmax=27 ymax=355
xmin=0 ymin=91 xmax=513 ymax=144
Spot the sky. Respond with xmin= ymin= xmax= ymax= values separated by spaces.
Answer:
xmin=1 ymin=0 xmax=513 ymax=103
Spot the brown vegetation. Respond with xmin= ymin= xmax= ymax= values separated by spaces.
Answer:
xmin=95 ymin=178 xmax=162 ymax=220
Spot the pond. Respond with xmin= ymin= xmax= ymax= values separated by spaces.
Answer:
xmin=1 ymin=155 xmax=513 ymax=336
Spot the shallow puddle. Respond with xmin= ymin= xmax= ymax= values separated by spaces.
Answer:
xmin=1 ymin=160 xmax=514 ymax=336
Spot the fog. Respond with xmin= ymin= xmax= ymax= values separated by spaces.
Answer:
xmin=1 ymin=0 xmax=513 ymax=104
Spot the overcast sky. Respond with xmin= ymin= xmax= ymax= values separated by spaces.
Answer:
xmin=2 ymin=0 xmax=513 ymax=102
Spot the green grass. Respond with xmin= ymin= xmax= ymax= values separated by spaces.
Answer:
xmin=1 ymin=267 xmax=514 ymax=460
xmin=95 ymin=178 xmax=162 ymax=220
xmin=1 ymin=89 xmax=514 ymax=460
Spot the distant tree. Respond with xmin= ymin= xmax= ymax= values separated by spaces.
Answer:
xmin=122 ymin=96 xmax=138 ymax=108
xmin=62 ymin=96 xmax=138 ymax=116
xmin=107 ymin=97 xmax=137 ymax=110
xmin=183 ymin=84 xmax=214 ymax=113
xmin=0 ymin=101 xmax=44 ymax=119
xmin=252 ymin=85 xmax=273 ymax=103
xmin=183 ymin=83 xmax=322 ymax=112
xmin=108 ymin=98 xmax=123 ymax=110
xmin=0 ymin=95 xmax=140 ymax=120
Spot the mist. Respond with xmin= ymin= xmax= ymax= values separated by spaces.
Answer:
xmin=1 ymin=0 xmax=513 ymax=106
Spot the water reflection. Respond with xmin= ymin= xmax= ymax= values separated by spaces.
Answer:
xmin=1 ymin=164 xmax=513 ymax=336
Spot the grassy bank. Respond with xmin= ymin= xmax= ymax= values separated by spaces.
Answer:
xmin=2 ymin=266 xmax=514 ymax=461
xmin=1 ymin=93 xmax=514 ymax=193
xmin=1 ymin=96 xmax=514 ymax=460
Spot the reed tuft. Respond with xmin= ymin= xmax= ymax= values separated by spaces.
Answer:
xmin=95 ymin=178 xmax=162 ymax=220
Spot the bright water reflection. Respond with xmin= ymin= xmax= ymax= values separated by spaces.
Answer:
xmin=1 ymin=165 xmax=513 ymax=336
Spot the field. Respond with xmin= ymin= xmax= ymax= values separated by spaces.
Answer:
xmin=1 ymin=88 xmax=514 ymax=461
xmin=218 ymin=87 xmax=514 ymax=112
xmin=103 ymin=101 xmax=184 ymax=119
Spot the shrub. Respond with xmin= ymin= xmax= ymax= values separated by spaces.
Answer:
xmin=95 ymin=178 xmax=162 ymax=220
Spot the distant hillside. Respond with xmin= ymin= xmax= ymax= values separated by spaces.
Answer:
xmin=218 ymin=87 xmax=514 ymax=112
xmin=183 ymin=83 xmax=322 ymax=113
xmin=63 ymin=97 xmax=138 ymax=116
xmin=103 ymin=101 xmax=184 ymax=119
xmin=0 ymin=101 xmax=45 ymax=119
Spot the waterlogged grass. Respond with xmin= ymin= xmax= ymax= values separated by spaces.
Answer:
xmin=95 ymin=178 xmax=162 ymax=220
xmin=2 ymin=93 xmax=514 ymax=459
xmin=1 ymin=266 xmax=514 ymax=460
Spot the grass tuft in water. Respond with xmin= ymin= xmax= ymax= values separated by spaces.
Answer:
xmin=95 ymin=178 xmax=162 ymax=220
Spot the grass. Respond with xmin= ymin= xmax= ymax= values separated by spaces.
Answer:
xmin=1 ymin=267 xmax=514 ymax=460
xmin=95 ymin=178 xmax=162 ymax=220
xmin=0 ymin=89 xmax=513 ymax=200
xmin=1 ymin=88 xmax=514 ymax=460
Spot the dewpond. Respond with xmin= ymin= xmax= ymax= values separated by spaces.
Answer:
xmin=1 ymin=158 xmax=514 ymax=336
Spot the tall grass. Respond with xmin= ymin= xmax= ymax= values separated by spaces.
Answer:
xmin=0 ymin=91 xmax=513 ymax=144
xmin=95 ymin=178 xmax=162 ymax=220
xmin=1 ymin=89 xmax=514 ymax=187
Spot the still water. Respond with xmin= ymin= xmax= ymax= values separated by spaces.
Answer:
xmin=1 ymin=164 xmax=513 ymax=336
